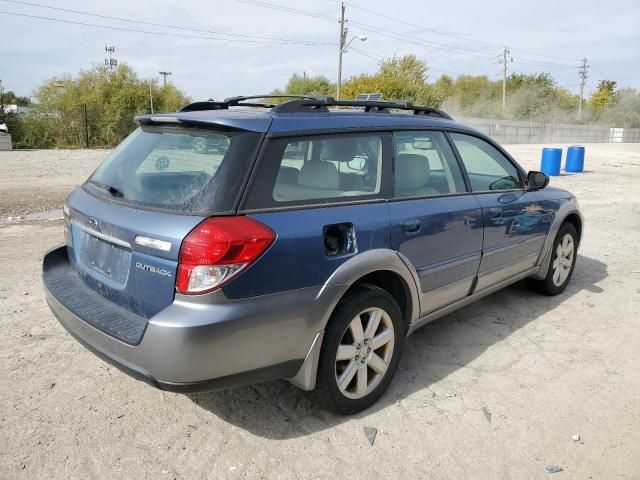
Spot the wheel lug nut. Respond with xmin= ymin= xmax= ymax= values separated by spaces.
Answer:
xmin=356 ymin=344 xmax=361 ymax=350
xmin=355 ymin=355 xmax=359 ymax=360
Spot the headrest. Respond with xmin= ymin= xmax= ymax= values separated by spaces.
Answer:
xmin=395 ymin=153 xmax=430 ymax=190
xmin=320 ymin=138 xmax=358 ymax=163
xmin=298 ymin=161 xmax=340 ymax=190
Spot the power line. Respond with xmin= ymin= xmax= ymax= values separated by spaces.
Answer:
xmin=239 ymin=0 xmax=584 ymax=68
xmin=346 ymin=19 xmax=582 ymax=68
xmin=511 ymin=58 xmax=579 ymax=69
xmin=336 ymin=0 xmax=583 ymax=63
xmin=347 ymin=20 xmax=498 ymax=59
xmin=0 ymin=0 xmax=331 ymax=44
xmin=349 ymin=46 xmax=384 ymax=62
xmin=344 ymin=46 xmax=487 ymax=79
xmin=237 ymin=0 xmax=496 ymax=58
xmin=236 ymin=0 xmax=337 ymax=22
xmin=0 ymin=9 xmax=335 ymax=45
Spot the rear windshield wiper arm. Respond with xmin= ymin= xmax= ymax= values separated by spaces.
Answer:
xmin=88 ymin=180 xmax=124 ymax=198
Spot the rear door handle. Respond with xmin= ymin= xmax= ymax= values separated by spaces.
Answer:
xmin=401 ymin=219 xmax=421 ymax=234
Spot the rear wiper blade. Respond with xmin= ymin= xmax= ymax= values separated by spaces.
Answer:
xmin=88 ymin=180 xmax=124 ymax=198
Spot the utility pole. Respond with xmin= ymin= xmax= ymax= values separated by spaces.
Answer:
xmin=336 ymin=2 xmax=346 ymax=100
xmin=578 ymin=57 xmax=589 ymax=120
xmin=0 ymin=79 xmax=4 ymax=124
xmin=149 ymin=80 xmax=154 ymax=114
xmin=499 ymin=47 xmax=512 ymax=114
xmin=158 ymin=71 xmax=172 ymax=88
xmin=104 ymin=46 xmax=117 ymax=75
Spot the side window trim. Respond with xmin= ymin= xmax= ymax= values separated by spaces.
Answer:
xmin=443 ymin=131 xmax=472 ymax=193
xmin=390 ymin=129 xmax=470 ymax=200
xmin=445 ymin=130 xmax=526 ymax=193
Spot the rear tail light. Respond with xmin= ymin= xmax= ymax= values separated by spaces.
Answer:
xmin=176 ymin=217 xmax=275 ymax=295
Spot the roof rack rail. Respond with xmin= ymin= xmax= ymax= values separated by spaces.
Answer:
xmin=224 ymin=94 xmax=331 ymax=105
xmin=179 ymin=95 xmax=452 ymax=119
xmin=271 ymin=97 xmax=453 ymax=119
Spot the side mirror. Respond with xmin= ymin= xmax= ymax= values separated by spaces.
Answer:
xmin=527 ymin=171 xmax=549 ymax=190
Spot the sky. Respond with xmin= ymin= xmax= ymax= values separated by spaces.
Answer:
xmin=1 ymin=0 xmax=639 ymax=102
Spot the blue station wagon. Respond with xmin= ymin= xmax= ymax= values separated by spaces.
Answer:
xmin=43 ymin=95 xmax=583 ymax=414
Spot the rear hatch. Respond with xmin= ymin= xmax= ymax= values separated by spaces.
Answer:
xmin=64 ymin=122 xmax=262 ymax=318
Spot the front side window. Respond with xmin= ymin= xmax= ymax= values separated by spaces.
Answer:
xmin=449 ymin=133 xmax=523 ymax=191
xmin=250 ymin=133 xmax=385 ymax=207
xmin=393 ymin=131 xmax=466 ymax=198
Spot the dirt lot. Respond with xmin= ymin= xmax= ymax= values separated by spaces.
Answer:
xmin=1 ymin=144 xmax=639 ymax=479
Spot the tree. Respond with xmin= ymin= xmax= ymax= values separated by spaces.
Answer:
xmin=1 ymin=90 xmax=30 ymax=106
xmin=434 ymin=74 xmax=454 ymax=99
xmin=600 ymin=88 xmax=640 ymax=127
xmin=340 ymin=55 xmax=442 ymax=106
xmin=506 ymin=72 xmax=556 ymax=92
xmin=13 ymin=63 xmax=190 ymax=148
xmin=284 ymin=73 xmax=335 ymax=96
xmin=447 ymin=75 xmax=500 ymax=116
xmin=590 ymin=80 xmax=617 ymax=113
xmin=378 ymin=54 xmax=428 ymax=83
xmin=505 ymin=72 xmax=558 ymax=120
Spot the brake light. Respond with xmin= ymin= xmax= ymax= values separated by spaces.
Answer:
xmin=176 ymin=217 xmax=276 ymax=295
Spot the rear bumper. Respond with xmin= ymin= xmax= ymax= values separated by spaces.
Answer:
xmin=43 ymin=245 xmax=339 ymax=391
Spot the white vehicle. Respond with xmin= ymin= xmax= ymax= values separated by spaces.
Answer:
xmin=0 ymin=123 xmax=8 ymax=134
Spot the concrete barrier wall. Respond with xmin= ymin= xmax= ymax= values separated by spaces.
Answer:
xmin=457 ymin=117 xmax=640 ymax=144
xmin=0 ymin=135 xmax=12 ymax=151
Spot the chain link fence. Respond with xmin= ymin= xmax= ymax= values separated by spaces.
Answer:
xmin=5 ymin=103 xmax=145 ymax=149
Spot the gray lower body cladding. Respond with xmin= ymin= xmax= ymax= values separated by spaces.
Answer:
xmin=43 ymin=246 xmax=339 ymax=391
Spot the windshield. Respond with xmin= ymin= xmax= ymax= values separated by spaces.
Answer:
xmin=85 ymin=125 xmax=260 ymax=214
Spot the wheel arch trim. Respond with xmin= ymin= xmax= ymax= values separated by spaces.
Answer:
xmin=532 ymin=199 xmax=583 ymax=280
xmin=289 ymin=248 xmax=421 ymax=391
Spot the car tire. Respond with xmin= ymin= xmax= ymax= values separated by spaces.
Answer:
xmin=313 ymin=283 xmax=404 ymax=415
xmin=528 ymin=222 xmax=578 ymax=296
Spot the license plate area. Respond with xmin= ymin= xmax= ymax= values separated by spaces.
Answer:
xmin=76 ymin=229 xmax=132 ymax=287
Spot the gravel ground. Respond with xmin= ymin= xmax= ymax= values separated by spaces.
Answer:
xmin=0 ymin=144 xmax=639 ymax=479
xmin=0 ymin=149 xmax=107 ymax=217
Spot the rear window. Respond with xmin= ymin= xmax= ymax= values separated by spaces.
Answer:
xmin=85 ymin=125 xmax=261 ymax=214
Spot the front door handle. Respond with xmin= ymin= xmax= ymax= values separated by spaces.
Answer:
xmin=401 ymin=219 xmax=422 ymax=234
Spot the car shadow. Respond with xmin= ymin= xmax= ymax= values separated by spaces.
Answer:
xmin=188 ymin=254 xmax=607 ymax=439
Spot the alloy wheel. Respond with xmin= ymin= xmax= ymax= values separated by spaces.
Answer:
xmin=334 ymin=307 xmax=395 ymax=400
xmin=552 ymin=233 xmax=574 ymax=286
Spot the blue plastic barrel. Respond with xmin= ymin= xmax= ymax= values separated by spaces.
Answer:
xmin=565 ymin=145 xmax=585 ymax=173
xmin=541 ymin=148 xmax=562 ymax=176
